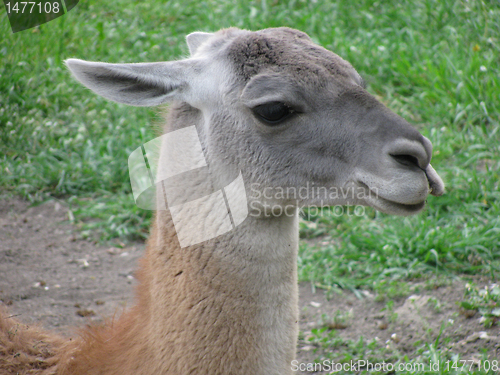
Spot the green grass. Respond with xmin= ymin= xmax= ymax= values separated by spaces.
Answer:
xmin=460 ymin=282 xmax=500 ymax=328
xmin=1 ymin=0 xmax=499 ymax=371
xmin=306 ymin=325 xmax=499 ymax=375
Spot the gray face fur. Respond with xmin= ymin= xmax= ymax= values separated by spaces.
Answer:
xmin=66 ymin=27 xmax=444 ymax=217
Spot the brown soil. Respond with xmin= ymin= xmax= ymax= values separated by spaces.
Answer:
xmin=0 ymin=198 xmax=498 ymax=374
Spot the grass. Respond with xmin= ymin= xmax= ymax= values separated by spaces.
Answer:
xmin=305 ymin=325 xmax=499 ymax=375
xmin=460 ymin=282 xmax=500 ymax=328
xmin=1 ymin=0 xmax=499 ymax=372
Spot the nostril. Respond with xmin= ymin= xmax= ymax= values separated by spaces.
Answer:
xmin=386 ymin=138 xmax=431 ymax=170
xmin=391 ymin=154 xmax=421 ymax=169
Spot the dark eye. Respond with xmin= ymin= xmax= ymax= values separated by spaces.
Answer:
xmin=252 ymin=102 xmax=294 ymax=125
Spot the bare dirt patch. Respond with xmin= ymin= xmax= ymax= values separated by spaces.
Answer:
xmin=0 ymin=198 xmax=498 ymax=374
xmin=0 ymin=198 xmax=141 ymax=331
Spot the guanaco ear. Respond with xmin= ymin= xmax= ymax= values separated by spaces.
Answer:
xmin=186 ymin=32 xmax=214 ymax=55
xmin=65 ymin=59 xmax=192 ymax=106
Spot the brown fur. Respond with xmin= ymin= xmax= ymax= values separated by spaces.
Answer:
xmin=0 ymin=307 xmax=77 ymax=374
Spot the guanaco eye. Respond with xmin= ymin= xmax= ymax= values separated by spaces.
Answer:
xmin=252 ymin=102 xmax=294 ymax=125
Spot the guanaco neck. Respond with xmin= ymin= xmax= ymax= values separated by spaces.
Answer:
xmin=140 ymin=208 xmax=300 ymax=374
xmin=69 ymin=208 xmax=300 ymax=375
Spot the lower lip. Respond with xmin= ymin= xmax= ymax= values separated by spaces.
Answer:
xmin=359 ymin=182 xmax=426 ymax=213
